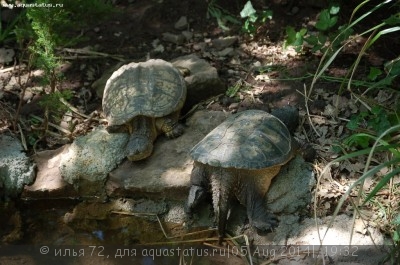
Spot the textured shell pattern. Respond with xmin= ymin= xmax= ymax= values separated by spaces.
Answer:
xmin=190 ymin=110 xmax=293 ymax=169
xmin=102 ymin=59 xmax=187 ymax=126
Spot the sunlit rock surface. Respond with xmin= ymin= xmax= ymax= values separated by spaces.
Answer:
xmin=59 ymin=127 xmax=129 ymax=196
xmin=0 ymin=134 xmax=35 ymax=198
xmin=107 ymin=110 xmax=229 ymax=199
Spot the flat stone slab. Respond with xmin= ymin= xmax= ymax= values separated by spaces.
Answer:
xmin=22 ymin=145 xmax=78 ymax=199
xmin=106 ymin=110 xmax=229 ymax=199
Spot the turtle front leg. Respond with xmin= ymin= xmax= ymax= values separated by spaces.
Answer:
xmin=125 ymin=116 xmax=157 ymax=161
xmin=185 ymin=164 xmax=209 ymax=216
xmin=156 ymin=112 xmax=184 ymax=138
xmin=210 ymin=168 xmax=236 ymax=245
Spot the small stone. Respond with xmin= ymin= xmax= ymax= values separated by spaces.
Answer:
xmin=174 ymin=16 xmax=188 ymax=30
xmin=194 ymin=33 xmax=203 ymax=39
xmin=162 ymin=32 xmax=185 ymax=45
xmin=0 ymin=48 xmax=15 ymax=64
xmin=181 ymin=30 xmax=193 ymax=40
xmin=227 ymin=69 xmax=236 ymax=75
xmin=228 ymin=102 xmax=239 ymax=110
xmin=253 ymin=61 xmax=262 ymax=67
xmin=153 ymin=44 xmax=165 ymax=53
xmin=217 ymin=47 xmax=234 ymax=57
xmin=290 ymin=6 xmax=299 ymax=14
xmin=192 ymin=42 xmax=206 ymax=51
xmin=211 ymin=36 xmax=238 ymax=51
xmin=151 ymin=39 xmax=160 ymax=48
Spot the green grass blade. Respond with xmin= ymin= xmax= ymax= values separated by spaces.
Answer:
xmin=363 ymin=167 xmax=400 ymax=205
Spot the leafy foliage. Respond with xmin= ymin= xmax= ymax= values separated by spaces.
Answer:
xmin=284 ymin=3 xmax=345 ymax=54
xmin=298 ymin=2 xmax=400 ymax=256
xmin=10 ymin=0 xmax=115 ymax=144
xmin=0 ymin=9 xmax=26 ymax=45
xmin=240 ymin=1 xmax=272 ymax=36
xmin=38 ymin=90 xmax=73 ymax=119
xmin=207 ymin=0 xmax=240 ymax=31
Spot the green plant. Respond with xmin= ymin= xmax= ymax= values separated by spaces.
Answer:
xmin=13 ymin=0 xmax=114 ymax=145
xmin=309 ymin=1 xmax=400 ymax=258
xmin=0 ymin=9 xmax=25 ymax=45
xmin=38 ymin=90 xmax=73 ymax=120
xmin=225 ymin=84 xmax=241 ymax=98
xmin=317 ymin=124 xmax=400 ymax=253
xmin=284 ymin=3 xmax=345 ymax=53
xmin=304 ymin=0 xmax=400 ymax=119
xmin=240 ymin=1 xmax=272 ymax=36
xmin=389 ymin=214 xmax=400 ymax=261
xmin=345 ymin=106 xmax=398 ymax=149
xmin=27 ymin=6 xmax=60 ymax=86
xmin=207 ymin=0 xmax=241 ymax=31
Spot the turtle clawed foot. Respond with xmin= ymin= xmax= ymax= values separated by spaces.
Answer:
xmin=252 ymin=214 xmax=279 ymax=234
xmin=165 ymin=123 xmax=184 ymax=138
xmin=126 ymin=136 xmax=153 ymax=161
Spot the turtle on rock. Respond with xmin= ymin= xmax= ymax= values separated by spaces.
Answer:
xmin=185 ymin=108 xmax=299 ymax=244
xmin=102 ymin=59 xmax=187 ymax=161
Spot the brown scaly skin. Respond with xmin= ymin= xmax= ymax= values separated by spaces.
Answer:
xmin=186 ymin=161 xmax=282 ymax=244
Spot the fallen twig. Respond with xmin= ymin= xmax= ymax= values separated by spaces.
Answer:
xmin=0 ymin=64 xmax=27 ymax=73
xmin=30 ymin=114 xmax=71 ymax=135
xmin=301 ymin=83 xmax=321 ymax=137
xmin=59 ymin=48 xmax=125 ymax=61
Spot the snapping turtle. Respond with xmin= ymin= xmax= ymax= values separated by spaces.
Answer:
xmin=102 ymin=59 xmax=187 ymax=161
xmin=185 ymin=109 xmax=298 ymax=244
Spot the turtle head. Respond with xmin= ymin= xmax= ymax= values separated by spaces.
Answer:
xmin=126 ymin=135 xmax=153 ymax=161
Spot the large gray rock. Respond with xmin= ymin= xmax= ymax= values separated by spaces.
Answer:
xmin=267 ymin=156 xmax=315 ymax=214
xmin=171 ymin=54 xmax=226 ymax=113
xmin=59 ymin=127 xmax=129 ymax=196
xmin=106 ymin=110 xmax=229 ymax=199
xmin=0 ymin=134 xmax=35 ymax=197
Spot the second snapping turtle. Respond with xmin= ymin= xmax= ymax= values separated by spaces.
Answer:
xmin=185 ymin=108 xmax=298 ymax=244
xmin=102 ymin=59 xmax=187 ymax=161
